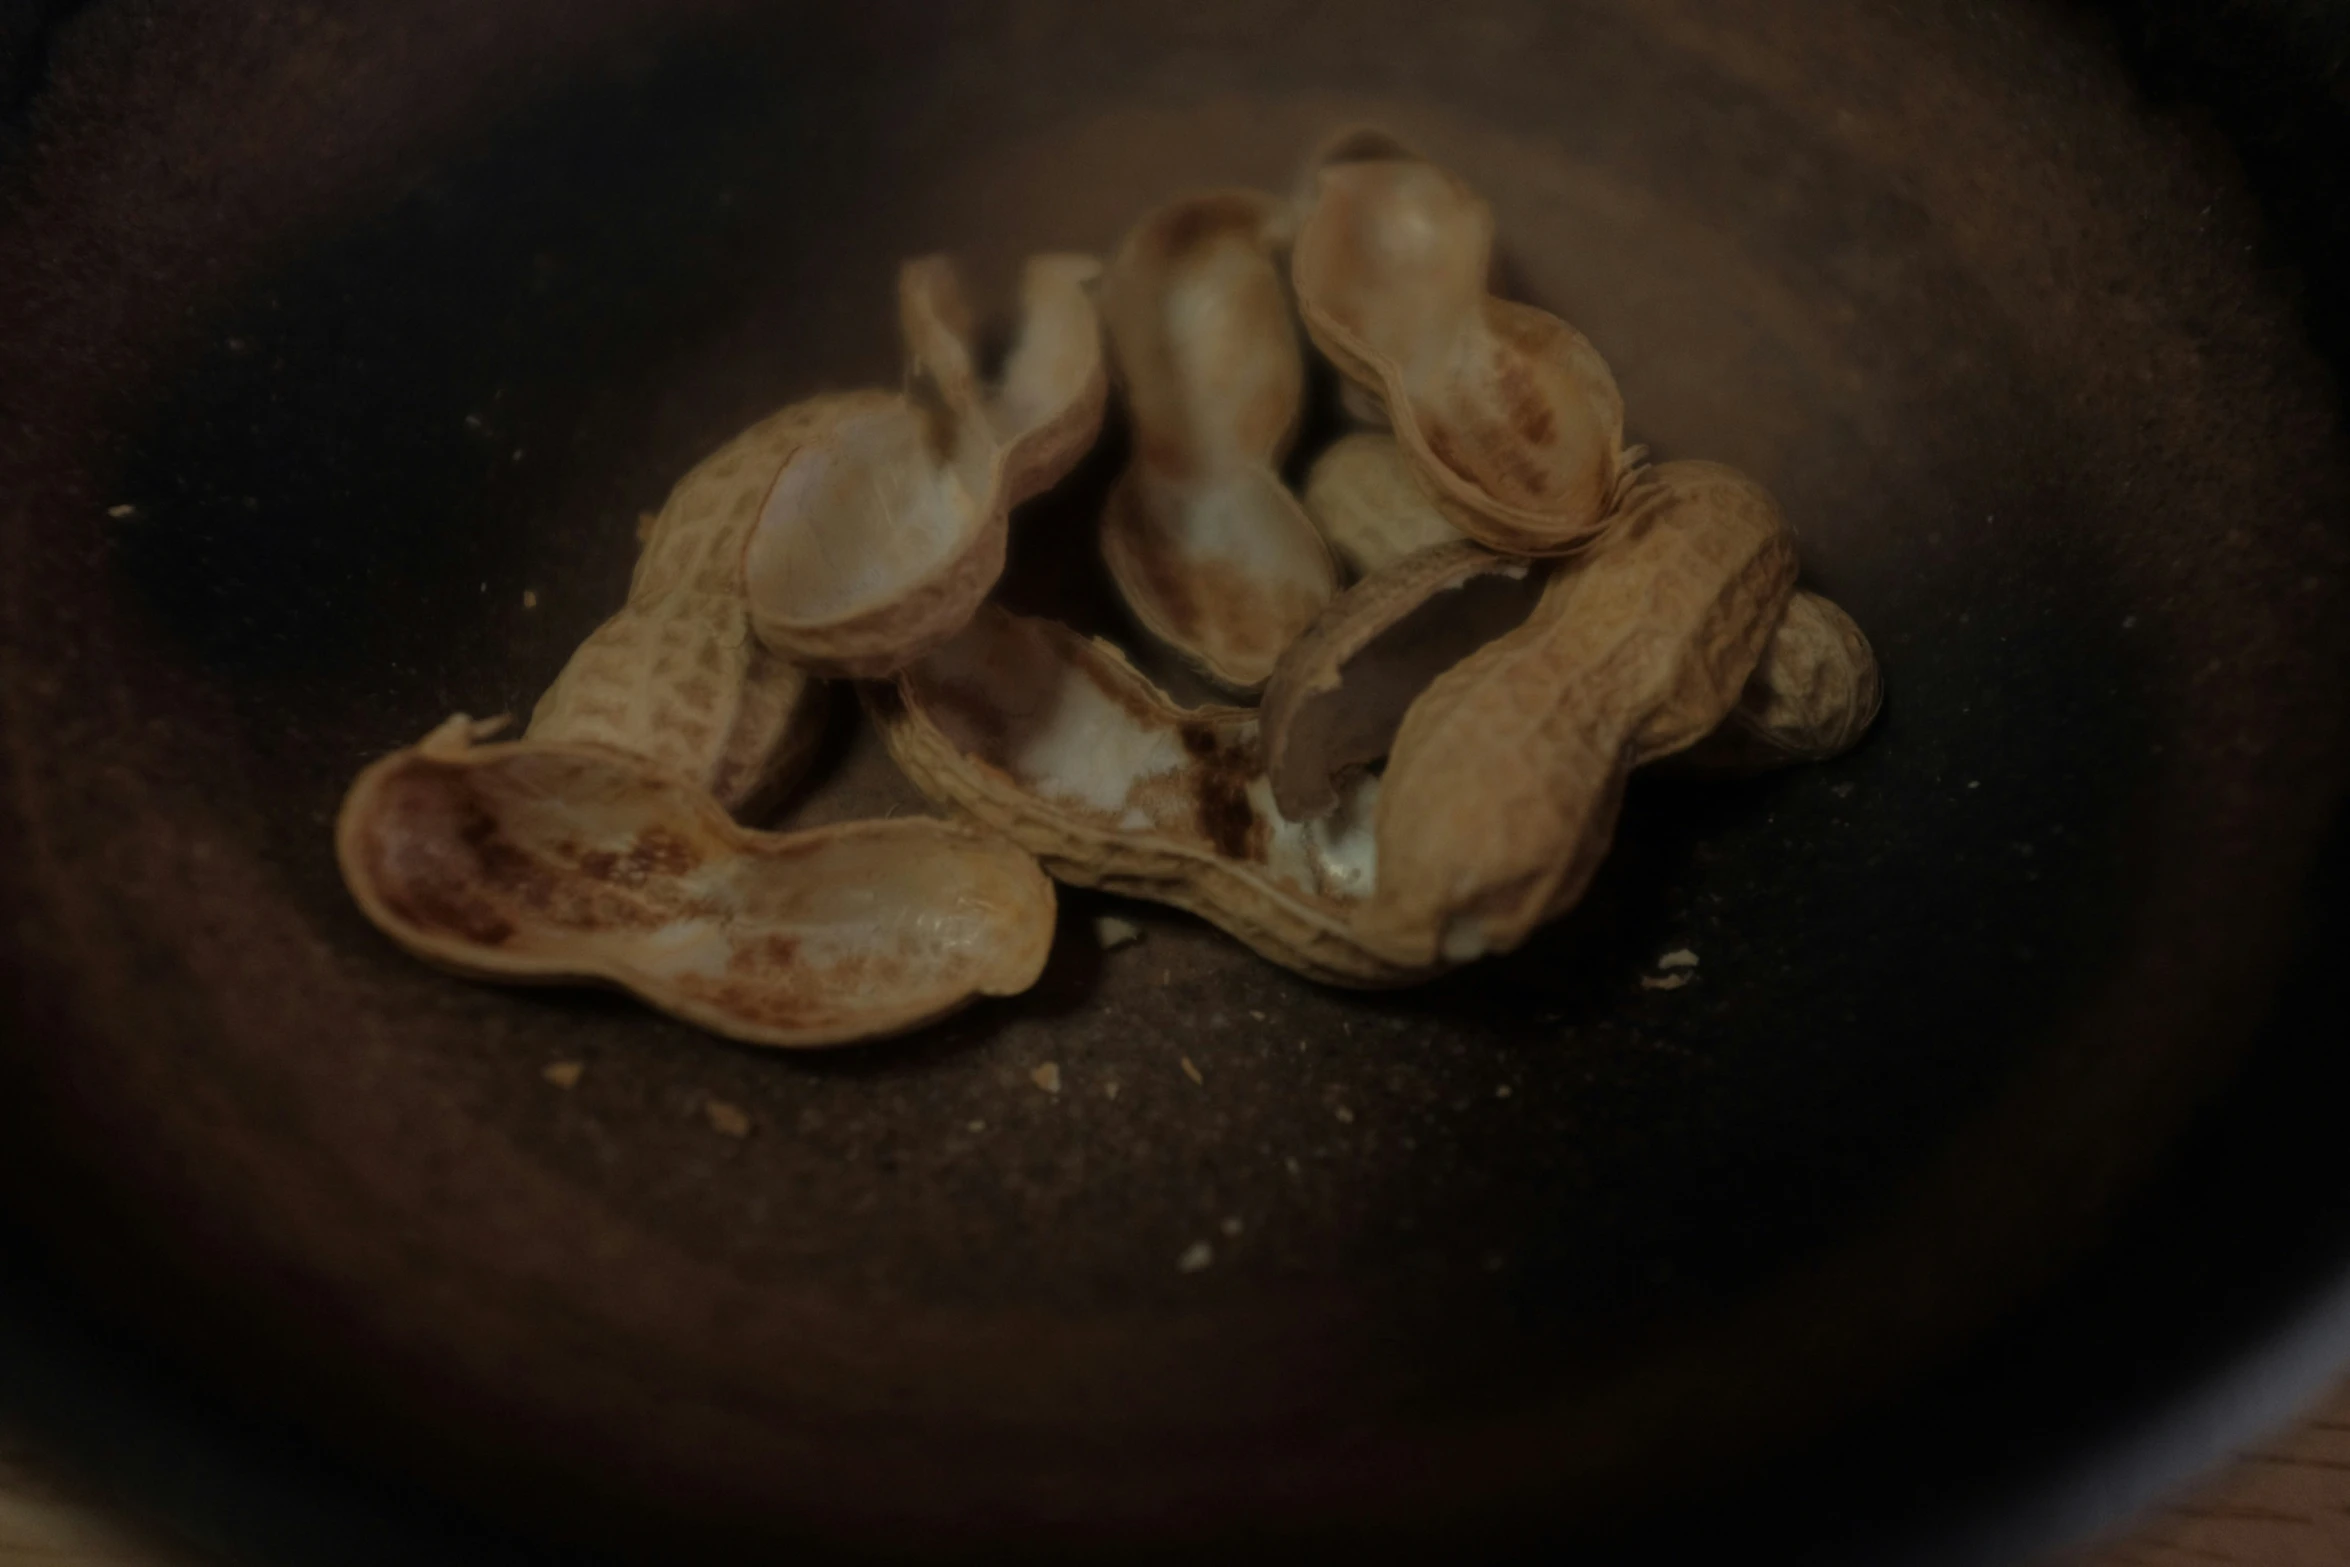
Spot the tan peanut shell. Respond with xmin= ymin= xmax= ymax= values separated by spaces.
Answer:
xmin=337 ymin=717 xmax=1056 ymax=1047
xmin=528 ymin=399 xmax=840 ymax=818
xmin=869 ymin=605 xmax=1445 ymax=988
xmin=1260 ymin=541 xmax=1542 ymax=821
xmin=1301 ymin=432 xmax=1468 ymax=578
xmin=1291 ymin=136 xmax=1633 ymax=556
xmin=1363 ymin=460 xmax=1799 ymax=966
xmin=743 ymin=253 xmax=1108 ymax=678
xmin=1678 ymin=589 xmax=1882 ymax=771
xmin=1097 ymin=191 xmax=1337 ymax=692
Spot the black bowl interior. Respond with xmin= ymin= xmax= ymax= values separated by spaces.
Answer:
xmin=3 ymin=2 xmax=2349 ymax=1563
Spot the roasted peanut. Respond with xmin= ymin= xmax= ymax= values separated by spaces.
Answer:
xmin=870 ymin=605 xmax=1442 ymax=987
xmin=338 ymin=716 xmax=1056 ymax=1047
xmin=1291 ymin=133 xmax=1634 ymax=556
xmin=1097 ymin=191 xmax=1337 ymax=692
xmin=743 ymin=254 xmax=1107 ymax=677
xmin=1363 ymin=461 xmax=1798 ymax=965
xmin=1261 ymin=540 xmax=1542 ymax=821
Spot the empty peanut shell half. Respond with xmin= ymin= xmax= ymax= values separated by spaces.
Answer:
xmin=1364 ymin=461 xmax=1798 ymax=966
xmin=1098 ymin=191 xmax=1337 ymax=692
xmin=1679 ymin=589 xmax=1883 ymax=771
xmin=337 ymin=717 xmax=1057 ymax=1047
xmin=529 ymin=399 xmax=841 ymax=819
xmin=1301 ymin=432 xmax=1466 ymax=579
xmin=744 ymin=254 xmax=1108 ymax=677
xmin=870 ymin=605 xmax=1443 ymax=987
xmin=1292 ymin=137 xmax=1631 ymax=556
xmin=1261 ymin=541 xmax=1545 ymax=821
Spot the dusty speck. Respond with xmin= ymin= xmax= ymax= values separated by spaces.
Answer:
xmin=1495 ymin=1083 xmax=1513 ymax=1099
xmin=1031 ymin=1062 xmax=1063 ymax=1094
xmin=522 ymin=588 xmax=539 ymax=609
xmin=1180 ymin=1056 xmax=1204 ymax=1086
xmin=1657 ymin=948 xmax=1700 ymax=970
xmin=1103 ymin=1081 xmax=1121 ymax=1101
xmin=1177 ymin=1241 xmax=1215 ymax=1273
xmin=1640 ymin=971 xmax=1691 ymax=991
xmin=967 ymin=1119 xmax=987 ymax=1132
xmin=106 ymin=503 xmax=138 ymax=520
xmin=1220 ymin=1215 xmax=1244 ymax=1237
xmin=1248 ymin=1010 xmax=1268 ymax=1022
xmin=704 ymin=1098 xmax=753 ymax=1138
xmin=541 ymin=1060 xmax=584 ymax=1089
xmin=1333 ymin=1105 xmax=1356 ymax=1124
xmin=1284 ymin=1156 xmax=1301 ymax=1175
xmin=1093 ymin=915 xmax=1144 ymax=950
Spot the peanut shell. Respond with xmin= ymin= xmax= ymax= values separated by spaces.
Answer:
xmin=1260 ymin=540 xmax=1542 ymax=821
xmin=1291 ymin=136 xmax=1633 ymax=556
xmin=743 ymin=254 xmax=1108 ymax=677
xmin=1679 ymin=588 xmax=1883 ymax=771
xmin=337 ymin=717 xmax=1056 ymax=1047
xmin=1363 ymin=460 xmax=1799 ymax=965
xmin=1300 ymin=431 xmax=1468 ymax=579
xmin=869 ymin=605 xmax=1445 ymax=987
xmin=1097 ymin=191 xmax=1337 ymax=692
xmin=528 ymin=398 xmax=841 ymax=818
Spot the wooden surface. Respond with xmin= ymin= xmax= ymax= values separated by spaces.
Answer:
xmin=11 ymin=1384 xmax=2350 ymax=1566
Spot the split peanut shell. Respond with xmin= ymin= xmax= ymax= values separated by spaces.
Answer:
xmin=337 ymin=717 xmax=1056 ymax=1047
xmin=1680 ymin=589 xmax=1883 ymax=771
xmin=1300 ymin=431 xmax=1467 ymax=579
xmin=744 ymin=254 xmax=1108 ymax=677
xmin=1363 ymin=461 xmax=1799 ymax=965
xmin=529 ymin=399 xmax=840 ymax=818
xmin=1261 ymin=541 xmax=1543 ymax=821
xmin=1097 ymin=191 xmax=1337 ymax=692
xmin=870 ymin=605 xmax=1442 ymax=987
xmin=1292 ymin=139 xmax=1632 ymax=556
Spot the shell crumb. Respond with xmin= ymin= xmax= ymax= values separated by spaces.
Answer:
xmin=1180 ymin=1056 xmax=1204 ymax=1086
xmin=1220 ymin=1215 xmax=1244 ymax=1237
xmin=1333 ymin=1105 xmax=1356 ymax=1124
xmin=1177 ymin=1241 xmax=1214 ymax=1273
xmin=1248 ymin=1010 xmax=1267 ymax=1022
xmin=1657 ymin=949 xmax=1700 ymax=970
xmin=704 ymin=1098 xmax=753 ymax=1138
xmin=1103 ymin=1081 xmax=1121 ymax=1101
xmin=106 ymin=503 xmax=138 ymax=520
xmin=541 ymin=1060 xmax=584 ymax=1089
xmin=1640 ymin=972 xmax=1691 ymax=991
xmin=1495 ymin=1084 xmax=1513 ymax=1099
xmin=522 ymin=588 xmax=539 ymax=609
xmin=1031 ymin=1062 xmax=1062 ymax=1094
xmin=967 ymin=1119 xmax=987 ymax=1132
xmin=1093 ymin=915 xmax=1144 ymax=950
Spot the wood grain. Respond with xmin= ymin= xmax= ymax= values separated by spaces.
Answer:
xmin=12 ymin=1382 xmax=2350 ymax=1566
xmin=2061 ymin=1373 xmax=2350 ymax=1567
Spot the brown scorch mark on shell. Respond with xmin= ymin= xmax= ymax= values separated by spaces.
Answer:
xmin=335 ymin=722 xmax=1058 ymax=1048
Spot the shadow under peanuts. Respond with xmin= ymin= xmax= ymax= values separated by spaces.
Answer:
xmin=992 ymin=392 xmax=1131 ymax=641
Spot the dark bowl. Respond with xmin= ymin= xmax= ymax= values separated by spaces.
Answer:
xmin=4 ymin=2 xmax=2349 ymax=1563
